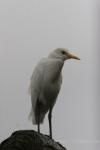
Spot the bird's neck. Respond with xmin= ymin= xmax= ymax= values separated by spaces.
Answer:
xmin=52 ymin=66 xmax=62 ymax=83
xmin=48 ymin=59 xmax=64 ymax=82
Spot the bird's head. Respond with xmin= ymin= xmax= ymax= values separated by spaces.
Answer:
xmin=48 ymin=48 xmax=80 ymax=61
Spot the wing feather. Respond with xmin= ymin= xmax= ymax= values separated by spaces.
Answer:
xmin=29 ymin=59 xmax=45 ymax=124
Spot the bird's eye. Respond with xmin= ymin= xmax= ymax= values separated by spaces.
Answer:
xmin=61 ymin=51 xmax=66 ymax=55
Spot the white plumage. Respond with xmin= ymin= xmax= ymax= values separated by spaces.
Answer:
xmin=29 ymin=48 xmax=80 ymax=138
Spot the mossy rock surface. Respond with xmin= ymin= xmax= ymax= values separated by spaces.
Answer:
xmin=0 ymin=130 xmax=67 ymax=150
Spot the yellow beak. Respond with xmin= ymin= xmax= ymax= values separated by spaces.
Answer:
xmin=67 ymin=52 xmax=80 ymax=60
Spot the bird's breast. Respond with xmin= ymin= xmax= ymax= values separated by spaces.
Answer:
xmin=38 ymin=58 xmax=63 ymax=108
xmin=40 ymin=74 xmax=62 ymax=107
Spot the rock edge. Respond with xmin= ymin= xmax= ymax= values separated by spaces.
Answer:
xmin=0 ymin=130 xmax=67 ymax=150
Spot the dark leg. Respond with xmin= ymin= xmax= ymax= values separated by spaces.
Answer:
xmin=48 ymin=107 xmax=52 ymax=139
xmin=37 ymin=116 xmax=40 ymax=133
xmin=37 ymin=103 xmax=40 ymax=134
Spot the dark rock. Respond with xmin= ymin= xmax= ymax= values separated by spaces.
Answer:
xmin=0 ymin=130 xmax=67 ymax=150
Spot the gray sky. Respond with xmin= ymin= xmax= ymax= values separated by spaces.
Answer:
xmin=0 ymin=0 xmax=99 ymax=150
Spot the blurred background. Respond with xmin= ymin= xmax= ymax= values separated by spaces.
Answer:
xmin=0 ymin=0 xmax=99 ymax=150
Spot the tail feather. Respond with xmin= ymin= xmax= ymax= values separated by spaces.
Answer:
xmin=28 ymin=108 xmax=45 ymax=124
xmin=28 ymin=108 xmax=36 ymax=124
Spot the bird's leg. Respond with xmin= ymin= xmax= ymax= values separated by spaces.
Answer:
xmin=37 ymin=116 xmax=40 ymax=133
xmin=48 ymin=107 xmax=52 ymax=139
xmin=37 ymin=102 xmax=40 ymax=134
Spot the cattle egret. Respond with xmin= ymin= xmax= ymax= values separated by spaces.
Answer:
xmin=29 ymin=48 xmax=80 ymax=138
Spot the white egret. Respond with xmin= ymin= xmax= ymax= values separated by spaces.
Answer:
xmin=29 ymin=48 xmax=80 ymax=138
